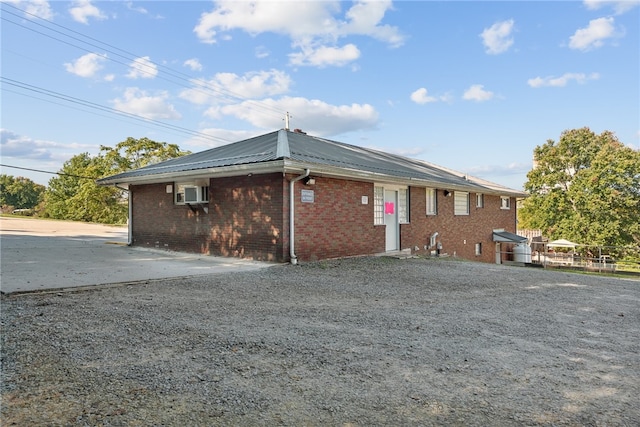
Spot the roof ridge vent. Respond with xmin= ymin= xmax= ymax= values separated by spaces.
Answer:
xmin=276 ymin=129 xmax=291 ymax=158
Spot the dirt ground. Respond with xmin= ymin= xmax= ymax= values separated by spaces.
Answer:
xmin=1 ymin=256 xmax=638 ymax=426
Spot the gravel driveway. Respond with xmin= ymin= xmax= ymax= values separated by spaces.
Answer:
xmin=2 ymin=256 xmax=638 ymax=426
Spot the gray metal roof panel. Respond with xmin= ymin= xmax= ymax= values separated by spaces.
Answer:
xmin=286 ymin=133 xmax=491 ymax=189
xmin=493 ymin=231 xmax=528 ymax=243
xmin=98 ymin=129 xmax=525 ymax=196
xmin=97 ymin=131 xmax=280 ymax=182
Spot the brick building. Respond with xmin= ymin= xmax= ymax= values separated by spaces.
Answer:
xmin=98 ymin=129 xmax=527 ymax=264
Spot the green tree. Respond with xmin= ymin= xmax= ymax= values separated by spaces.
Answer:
xmin=100 ymin=137 xmax=189 ymax=171
xmin=0 ymin=174 xmax=46 ymax=210
xmin=43 ymin=137 xmax=189 ymax=224
xmin=41 ymin=152 xmax=122 ymax=222
xmin=519 ymin=127 xmax=640 ymax=253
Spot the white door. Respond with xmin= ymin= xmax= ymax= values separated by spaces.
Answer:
xmin=495 ymin=243 xmax=501 ymax=264
xmin=384 ymin=190 xmax=398 ymax=251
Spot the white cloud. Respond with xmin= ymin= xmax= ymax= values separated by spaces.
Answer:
xmin=411 ymin=88 xmax=435 ymax=105
xmin=217 ymin=96 xmax=379 ymax=136
xmin=465 ymin=162 xmax=531 ymax=177
xmin=341 ymin=0 xmax=405 ymax=47
xmin=126 ymin=56 xmax=158 ymax=79
xmin=183 ymin=58 xmax=203 ymax=72
xmin=463 ymin=84 xmax=494 ymax=102
xmin=64 ymin=52 xmax=107 ymax=78
xmin=527 ymin=72 xmax=600 ymax=88
xmin=480 ymin=19 xmax=515 ymax=54
xmin=6 ymin=0 xmax=54 ymax=20
xmin=255 ymin=46 xmax=270 ymax=59
xmin=569 ymin=17 xmax=619 ymax=51
xmin=583 ymin=0 xmax=639 ymax=14
xmin=180 ymin=69 xmax=292 ymax=105
xmin=182 ymin=128 xmax=257 ymax=149
xmin=289 ymin=43 xmax=360 ymax=67
xmin=1 ymin=129 xmax=55 ymax=160
xmin=111 ymin=88 xmax=181 ymax=120
xmin=69 ymin=0 xmax=107 ymax=24
xmin=193 ymin=1 xmax=403 ymax=67
xmin=125 ymin=1 xmax=147 ymax=14
xmin=0 ymin=129 xmax=94 ymax=162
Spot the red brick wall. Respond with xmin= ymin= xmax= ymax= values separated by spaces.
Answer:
xmin=130 ymin=173 xmax=287 ymax=262
xmin=289 ymin=176 xmax=385 ymax=261
xmin=209 ymin=174 xmax=286 ymax=261
xmin=131 ymin=182 xmax=213 ymax=254
xmin=400 ymin=187 xmax=517 ymax=263
xmin=131 ymin=177 xmax=517 ymax=264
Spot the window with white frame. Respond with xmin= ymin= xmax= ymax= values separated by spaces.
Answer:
xmin=500 ymin=196 xmax=511 ymax=209
xmin=476 ymin=193 xmax=484 ymax=208
xmin=374 ymin=186 xmax=384 ymax=225
xmin=398 ymin=188 xmax=409 ymax=224
xmin=426 ymin=188 xmax=437 ymax=215
xmin=475 ymin=243 xmax=482 ymax=256
xmin=454 ymin=191 xmax=469 ymax=215
xmin=175 ymin=183 xmax=209 ymax=205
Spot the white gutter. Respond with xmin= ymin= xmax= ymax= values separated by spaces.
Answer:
xmin=289 ymin=169 xmax=310 ymax=265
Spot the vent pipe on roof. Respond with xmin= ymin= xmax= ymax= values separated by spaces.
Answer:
xmin=289 ymin=169 xmax=310 ymax=265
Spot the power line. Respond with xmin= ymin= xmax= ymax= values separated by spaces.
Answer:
xmin=1 ymin=86 xmax=207 ymax=141
xmin=1 ymin=77 xmax=231 ymax=144
xmin=0 ymin=164 xmax=95 ymax=180
xmin=1 ymin=3 xmax=286 ymax=120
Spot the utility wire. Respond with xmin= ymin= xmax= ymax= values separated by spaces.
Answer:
xmin=1 ymin=3 xmax=285 ymax=120
xmin=1 ymin=77 xmax=232 ymax=144
xmin=1 ymin=86 xmax=214 ymax=143
xmin=0 ymin=164 xmax=96 ymax=180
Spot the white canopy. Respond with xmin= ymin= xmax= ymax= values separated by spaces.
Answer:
xmin=548 ymin=239 xmax=579 ymax=248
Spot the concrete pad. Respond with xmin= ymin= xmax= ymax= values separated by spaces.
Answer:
xmin=0 ymin=217 xmax=275 ymax=294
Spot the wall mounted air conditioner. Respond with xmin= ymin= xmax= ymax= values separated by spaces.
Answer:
xmin=184 ymin=186 xmax=199 ymax=203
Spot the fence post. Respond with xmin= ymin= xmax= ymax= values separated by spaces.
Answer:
xmin=598 ymin=247 xmax=602 ymax=273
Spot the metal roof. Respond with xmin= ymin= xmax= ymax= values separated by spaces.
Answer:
xmin=97 ymin=128 xmax=527 ymax=196
xmin=493 ymin=231 xmax=528 ymax=243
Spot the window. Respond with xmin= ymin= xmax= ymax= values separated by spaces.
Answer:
xmin=475 ymin=243 xmax=482 ymax=256
xmin=374 ymin=186 xmax=384 ymax=225
xmin=175 ymin=183 xmax=209 ymax=204
xmin=398 ymin=188 xmax=409 ymax=224
xmin=374 ymin=186 xmax=408 ymax=224
xmin=500 ymin=196 xmax=511 ymax=209
xmin=426 ymin=188 xmax=437 ymax=215
xmin=476 ymin=193 xmax=484 ymax=208
xmin=454 ymin=191 xmax=469 ymax=215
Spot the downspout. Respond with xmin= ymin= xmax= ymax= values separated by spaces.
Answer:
xmin=116 ymin=184 xmax=132 ymax=246
xmin=289 ymin=169 xmax=310 ymax=265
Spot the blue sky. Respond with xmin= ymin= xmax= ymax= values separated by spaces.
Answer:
xmin=1 ymin=0 xmax=639 ymax=190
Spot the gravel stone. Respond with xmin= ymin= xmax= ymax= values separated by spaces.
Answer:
xmin=2 ymin=256 xmax=639 ymax=426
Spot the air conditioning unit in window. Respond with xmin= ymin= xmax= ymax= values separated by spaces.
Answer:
xmin=184 ymin=186 xmax=199 ymax=203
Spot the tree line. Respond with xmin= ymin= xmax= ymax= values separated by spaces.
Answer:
xmin=1 ymin=137 xmax=189 ymax=224
xmin=518 ymin=127 xmax=639 ymax=257
xmin=2 ymin=129 xmax=639 ymax=254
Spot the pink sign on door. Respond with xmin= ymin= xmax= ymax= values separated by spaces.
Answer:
xmin=385 ymin=202 xmax=395 ymax=214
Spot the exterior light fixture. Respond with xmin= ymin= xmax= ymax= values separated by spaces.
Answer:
xmin=304 ymin=177 xmax=316 ymax=185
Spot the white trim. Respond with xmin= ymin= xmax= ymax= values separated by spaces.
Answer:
xmin=426 ymin=188 xmax=437 ymax=215
xmin=98 ymin=159 xmax=527 ymax=198
xmin=454 ymin=191 xmax=469 ymax=215
xmin=500 ymin=196 xmax=511 ymax=209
